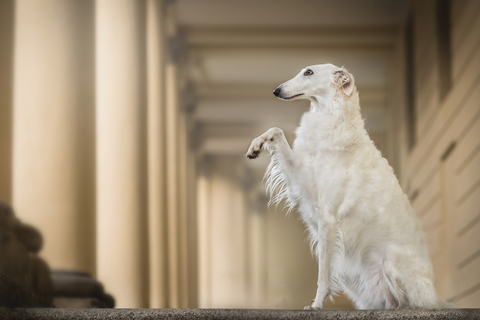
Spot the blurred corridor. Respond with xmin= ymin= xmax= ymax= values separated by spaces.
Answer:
xmin=0 ymin=0 xmax=480 ymax=309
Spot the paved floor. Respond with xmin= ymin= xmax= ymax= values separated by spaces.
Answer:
xmin=0 ymin=308 xmax=479 ymax=320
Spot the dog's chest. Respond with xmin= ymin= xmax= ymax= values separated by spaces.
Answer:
xmin=293 ymin=132 xmax=356 ymax=215
xmin=294 ymin=138 xmax=348 ymax=183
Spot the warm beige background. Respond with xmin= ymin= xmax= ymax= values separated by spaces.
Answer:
xmin=0 ymin=0 xmax=479 ymax=309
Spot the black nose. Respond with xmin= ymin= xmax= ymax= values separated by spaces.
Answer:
xmin=273 ymin=87 xmax=281 ymax=97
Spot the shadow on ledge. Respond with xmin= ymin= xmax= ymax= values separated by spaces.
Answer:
xmin=0 ymin=308 xmax=478 ymax=320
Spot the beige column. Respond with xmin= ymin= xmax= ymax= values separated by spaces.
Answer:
xmin=208 ymin=158 xmax=248 ymax=307
xmin=248 ymin=192 xmax=268 ymax=308
xmin=147 ymin=0 xmax=169 ymax=308
xmin=12 ymin=0 xmax=96 ymax=274
xmin=164 ymin=2 xmax=182 ymax=307
xmin=178 ymin=112 xmax=190 ymax=307
xmin=0 ymin=0 xmax=14 ymax=203
xmin=197 ymin=170 xmax=212 ymax=307
xmin=187 ymin=148 xmax=199 ymax=307
xmin=165 ymin=62 xmax=181 ymax=308
xmin=95 ymin=0 xmax=149 ymax=308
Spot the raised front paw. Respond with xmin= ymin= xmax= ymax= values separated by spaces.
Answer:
xmin=246 ymin=138 xmax=264 ymax=159
xmin=246 ymin=128 xmax=284 ymax=159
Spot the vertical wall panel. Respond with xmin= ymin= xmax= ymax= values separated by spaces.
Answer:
xmin=394 ymin=0 xmax=480 ymax=307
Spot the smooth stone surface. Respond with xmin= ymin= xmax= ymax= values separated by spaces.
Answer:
xmin=0 ymin=308 xmax=478 ymax=320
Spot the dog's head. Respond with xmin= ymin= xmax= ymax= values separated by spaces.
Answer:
xmin=273 ymin=64 xmax=355 ymax=102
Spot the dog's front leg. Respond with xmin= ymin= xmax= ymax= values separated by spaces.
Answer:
xmin=246 ymin=127 xmax=297 ymax=204
xmin=305 ymin=214 xmax=337 ymax=310
xmin=246 ymin=127 xmax=293 ymax=168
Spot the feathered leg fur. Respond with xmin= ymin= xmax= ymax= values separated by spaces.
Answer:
xmin=246 ymin=127 xmax=297 ymax=208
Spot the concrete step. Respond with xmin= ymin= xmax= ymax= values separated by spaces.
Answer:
xmin=1 ymin=308 xmax=478 ymax=320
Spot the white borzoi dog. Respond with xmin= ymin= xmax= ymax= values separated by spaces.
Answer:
xmin=246 ymin=64 xmax=447 ymax=310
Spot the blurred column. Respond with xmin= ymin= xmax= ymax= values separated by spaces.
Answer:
xmin=0 ymin=0 xmax=14 ymax=203
xmin=12 ymin=0 xmax=96 ymax=274
xmin=146 ymin=0 xmax=169 ymax=308
xmin=180 ymin=84 xmax=200 ymax=308
xmin=95 ymin=0 xmax=149 ymax=308
xmin=248 ymin=190 xmax=269 ymax=308
xmin=178 ymin=114 xmax=189 ymax=307
xmin=197 ymin=161 xmax=213 ymax=307
xmin=186 ymin=144 xmax=199 ymax=307
xmin=208 ymin=158 xmax=248 ymax=307
xmin=165 ymin=59 xmax=181 ymax=308
xmin=164 ymin=2 xmax=181 ymax=307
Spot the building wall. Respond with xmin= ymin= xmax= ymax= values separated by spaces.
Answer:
xmin=392 ymin=0 xmax=480 ymax=307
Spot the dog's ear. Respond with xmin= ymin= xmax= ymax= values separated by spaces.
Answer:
xmin=336 ymin=70 xmax=355 ymax=97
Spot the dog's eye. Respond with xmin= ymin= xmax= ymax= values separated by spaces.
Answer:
xmin=304 ymin=69 xmax=314 ymax=76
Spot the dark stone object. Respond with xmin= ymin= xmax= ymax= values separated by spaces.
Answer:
xmin=28 ymin=254 xmax=53 ymax=303
xmin=54 ymin=297 xmax=106 ymax=308
xmin=0 ymin=200 xmax=53 ymax=307
xmin=51 ymin=270 xmax=115 ymax=308
xmin=0 ymin=308 xmax=479 ymax=320
xmin=13 ymin=222 xmax=43 ymax=254
xmin=0 ymin=200 xmax=43 ymax=253
xmin=0 ymin=230 xmax=53 ymax=307
xmin=0 ymin=200 xmax=15 ymax=232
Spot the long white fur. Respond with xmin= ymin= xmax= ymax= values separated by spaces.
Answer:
xmin=246 ymin=63 xmax=448 ymax=310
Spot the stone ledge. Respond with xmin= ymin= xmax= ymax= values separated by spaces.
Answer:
xmin=0 ymin=308 xmax=478 ymax=320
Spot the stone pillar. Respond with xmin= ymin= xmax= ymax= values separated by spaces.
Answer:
xmin=178 ymin=111 xmax=190 ymax=308
xmin=186 ymin=148 xmax=199 ymax=307
xmin=208 ymin=158 xmax=248 ymax=307
xmin=0 ymin=0 xmax=14 ymax=203
xmin=95 ymin=0 xmax=149 ymax=308
xmin=197 ymin=171 xmax=212 ymax=307
xmin=164 ymin=2 xmax=182 ymax=307
xmin=248 ymin=191 xmax=269 ymax=308
xmin=165 ymin=62 xmax=181 ymax=308
xmin=146 ymin=0 xmax=169 ymax=308
xmin=178 ymin=84 xmax=200 ymax=308
xmin=12 ymin=0 xmax=96 ymax=275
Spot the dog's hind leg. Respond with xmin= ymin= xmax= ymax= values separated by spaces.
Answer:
xmin=382 ymin=245 xmax=445 ymax=309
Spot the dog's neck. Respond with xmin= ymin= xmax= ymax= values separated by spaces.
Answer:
xmin=298 ymin=90 xmax=369 ymax=149
xmin=308 ymin=94 xmax=332 ymax=113
xmin=307 ymin=89 xmax=359 ymax=114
